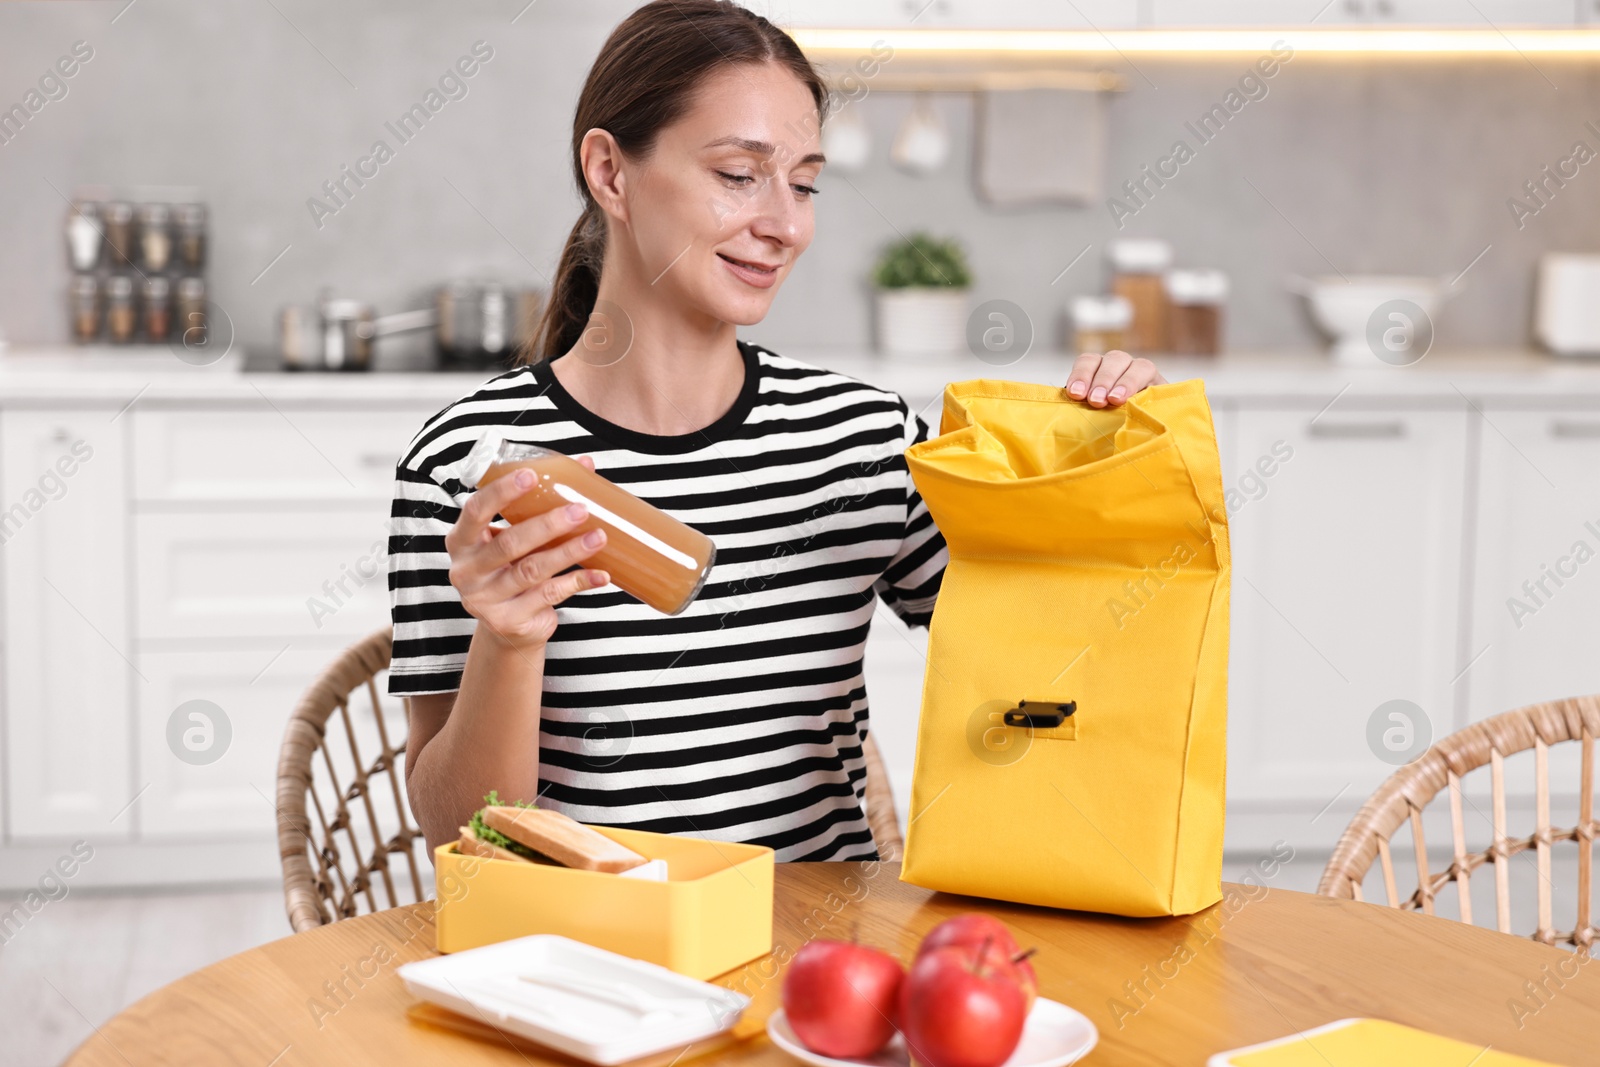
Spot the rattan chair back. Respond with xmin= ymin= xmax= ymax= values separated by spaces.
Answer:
xmin=277 ymin=626 xmax=427 ymax=933
xmin=1318 ymin=695 xmax=1600 ymax=953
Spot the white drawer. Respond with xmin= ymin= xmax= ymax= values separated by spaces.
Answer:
xmin=135 ymin=646 xmax=408 ymax=839
xmin=132 ymin=408 xmax=434 ymax=503
xmin=135 ymin=510 xmax=393 ymax=640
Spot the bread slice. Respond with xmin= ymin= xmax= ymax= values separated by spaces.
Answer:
xmin=456 ymin=825 xmax=543 ymax=864
xmin=479 ymin=806 xmax=648 ymax=873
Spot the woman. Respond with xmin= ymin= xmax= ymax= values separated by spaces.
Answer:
xmin=389 ymin=0 xmax=1164 ymax=862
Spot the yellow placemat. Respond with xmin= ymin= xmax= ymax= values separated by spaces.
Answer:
xmin=1208 ymin=1018 xmax=1561 ymax=1067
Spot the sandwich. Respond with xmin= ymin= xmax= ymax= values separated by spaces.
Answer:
xmin=457 ymin=791 xmax=650 ymax=875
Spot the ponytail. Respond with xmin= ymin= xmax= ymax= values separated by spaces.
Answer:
xmin=525 ymin=202 xmax=605 ymax=364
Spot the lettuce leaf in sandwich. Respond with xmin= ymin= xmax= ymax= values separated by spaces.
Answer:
xmin=467 ymin=790 xmax=544 ymax=861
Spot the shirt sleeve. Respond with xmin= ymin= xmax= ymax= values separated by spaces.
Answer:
xmin=872 ymin=399 xmax=948 ymax=629
xmin=386 ymin=451 xmax=476 ymax=696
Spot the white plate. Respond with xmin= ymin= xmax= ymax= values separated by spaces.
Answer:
xmin=399 ymin=934 xmax=749 ymax=1065
xmin=767 ymin=998 xmax=1098 ymax=1067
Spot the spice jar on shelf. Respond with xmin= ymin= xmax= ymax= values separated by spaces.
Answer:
xmin=174 ymin=276 xmax=208 ymax=349
xmin=70 ymin=274 xmax=102 ymax=344
xmin=1070 ymin=294 xmax=1133 ymax=355
xmin=137 ymin=202 xmax=173 ymax=272
xmin=103 ymin=201 xmax=136 ymax=268
xmin=1164 ymin=269 xmax=1228 ymax=356
xmin=1108 ymin=239 xmax=1173 ymax=354
xmin=142 ymin=275 xmax=173 ymax=342
xmin=175 ymin=203 xmax=206 ymax=271
xmin=65 ymin=201 xmax=104 ymax=272
xmin=106 ymin=275 xmax=137 ymax=344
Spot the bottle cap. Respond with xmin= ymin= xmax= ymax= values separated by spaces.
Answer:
xmin=1071 ymin=294 xmax=1133 ymax=330
xmin=1108 ymin=239 xmax=1173 ymax=273
xmin=1165 ymin=269 xmax=1229 ymax=304
xmin=454 ymin=429 xmax=505 ymax=488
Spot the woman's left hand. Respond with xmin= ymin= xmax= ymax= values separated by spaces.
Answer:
xmin=1064 ymin=350 xmax=1166 ymax=408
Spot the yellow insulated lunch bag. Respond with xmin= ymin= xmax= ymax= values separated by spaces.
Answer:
xmin=899 ymin=378 xmax=1229 ymax=917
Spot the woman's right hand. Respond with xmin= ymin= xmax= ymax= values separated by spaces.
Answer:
xmin=444 ymin=456 xmax=609 ymax=649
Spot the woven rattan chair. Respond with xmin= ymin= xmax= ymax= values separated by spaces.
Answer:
xmin=278 ymin=626 xmax=907 ymax=932
xmin=862 ymin=731 xmax=904 ymax=862
xmin=277 ymin=626 xmax=427 ymax=933
xmin=1318 ymin=694 xmax=1600 ymax=952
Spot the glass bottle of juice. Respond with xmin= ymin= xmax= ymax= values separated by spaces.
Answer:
xmin=457 ymin=431 xmax=716 ymax=616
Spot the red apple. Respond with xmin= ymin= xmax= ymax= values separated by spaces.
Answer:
xmin=899 ymin=940 xmax=1028 ymax=1067
xmin=917 ymin=914 xmax=1020 ymax=960
xmin=1009 ymin=948 xmax=1038 ymax=1014
xmin=782 ymin=938 xmax=905 ymax=1058
xmin=918 ymin=914 xmax=1038 ymax=1013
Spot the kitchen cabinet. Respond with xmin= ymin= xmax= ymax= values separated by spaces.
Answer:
xmin=1466 ymin=407 xmax=1600 ymax=801
xmin=132 ymin=408 xmax=417 ymax=505
xmin=0 ymin=378 xmax=446 ymax=886
xmin=765 ymin=0 xmax=1580 ymax=29
xmin=756 ymin=0 xmax=1141 ymax=30
xmin=1148 ymin=1 xmax=1579 ymax=26
xmin=135 ymin=646 xmax=407 ymax=838
xmin=863 ymin=606 xmax=929 ymax=827
xmin=1224 ymin=405 xmax=1470 ymax=817
xmin=122 ymin=404 xmax=417 ymax=846
xmin=1369 ymin=1 xmax=1578 ymax=25
xmin=134 ymin=509 xmax=391 ymax=642
xmin=1 ymin=409 xmax=134 ymax=839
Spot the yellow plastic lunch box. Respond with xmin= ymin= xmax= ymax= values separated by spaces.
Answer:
xmin=432 ymin=826 xmax=775 ymax=980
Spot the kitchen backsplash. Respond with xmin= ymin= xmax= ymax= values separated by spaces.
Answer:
xmin=3 ymin=0 xmax=1599 ymax=355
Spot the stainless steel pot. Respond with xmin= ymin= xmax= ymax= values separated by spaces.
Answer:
xmin=278 ymin=297 xmax=437 ymax=371
xmin=277 ymin=281 xmax=540 ymax=371
xmin=279 ymin=305 xmax=320 ymax=370
xmin=318 ymin=297 xmax=372 ymax=372
xmin=436 ymin=280 xmax=542 ymax=368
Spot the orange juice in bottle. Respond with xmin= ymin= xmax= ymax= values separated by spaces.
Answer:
xmin=459 ymin=432 xmax=716 ymax=615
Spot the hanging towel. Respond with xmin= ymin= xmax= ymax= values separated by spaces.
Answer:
xmin=974 ymin=85 xmax=1105 ymax=207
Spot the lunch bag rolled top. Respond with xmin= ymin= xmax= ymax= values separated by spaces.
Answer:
xmin=898 ymin=378 xmax=1229 ymax=917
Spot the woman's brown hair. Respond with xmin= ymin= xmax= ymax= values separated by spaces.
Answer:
xmin=522 ymin=0 xmax=827 ymax=365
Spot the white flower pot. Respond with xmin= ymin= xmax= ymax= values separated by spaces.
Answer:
xmin=874 ymin=287 xmax=970 ymax=358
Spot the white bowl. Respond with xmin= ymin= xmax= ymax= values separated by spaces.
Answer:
xmin=1291 ymin=274 xmax=1452 ymax=364
xmin=767 ymin=999 xmax=1098 ymax=1067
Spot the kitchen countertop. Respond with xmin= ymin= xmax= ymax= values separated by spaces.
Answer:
xmin=1 ymin=345 xmax=1599 ymax=406
xmin=809 ymin=346 xmax=1600 ymax=406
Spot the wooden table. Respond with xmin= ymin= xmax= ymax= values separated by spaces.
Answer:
xmin=66 ymin=863 xmax=1600 ymax=1066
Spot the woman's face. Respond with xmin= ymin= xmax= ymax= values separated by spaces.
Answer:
xmin=612 ymin=62 xmax=823 ymax=326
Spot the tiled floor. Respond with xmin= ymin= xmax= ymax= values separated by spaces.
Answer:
xmin=0 ymin=883 xmax=287 ymax=1067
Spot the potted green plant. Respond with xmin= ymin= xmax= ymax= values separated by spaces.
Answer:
xmin=871 ymin=232 xmax=972 ymax=357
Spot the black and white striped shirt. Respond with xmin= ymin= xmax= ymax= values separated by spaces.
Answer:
xmin=386 ymin=340 xmax=947 ymax=862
